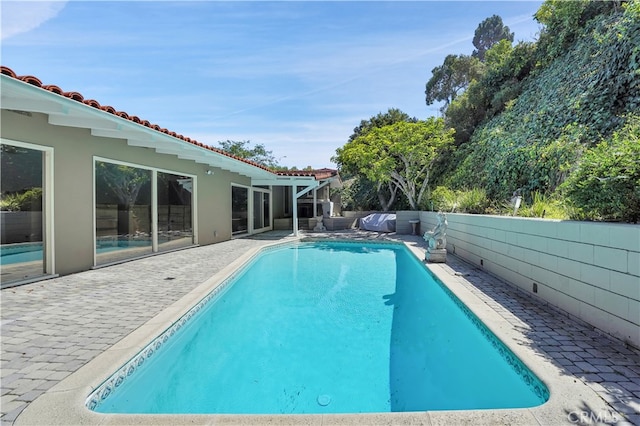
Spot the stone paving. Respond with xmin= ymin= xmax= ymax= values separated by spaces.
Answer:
xmin=1 ymin=231 xmax=639 ymax=425
xmin=438 ymin=256 xmax=640 ymax=425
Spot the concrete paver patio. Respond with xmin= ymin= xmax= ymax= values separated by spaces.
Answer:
xmin=1 ymin=231 xmax=639 ymax=425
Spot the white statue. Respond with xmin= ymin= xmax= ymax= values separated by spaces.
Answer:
xmin=313 ymin=215 xmax=326 ymax=231
xmin=423 ymin=212 xmax=447 ymax=250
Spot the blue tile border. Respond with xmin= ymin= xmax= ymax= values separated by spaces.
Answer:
xmin=447 ymin=285 xmax=550 ymax=402
xmin=86 ymin=239 xmax=549 ymax=411
xmin=85 ymin=249 xmax=262 ymax=410
xmin=402 ymin=245 xmax=551 ymax=404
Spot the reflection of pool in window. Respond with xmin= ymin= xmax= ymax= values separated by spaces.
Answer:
xmin=1 ymin=240 xmax=157 ymax=265
xmin=95 ymin=238 xmax=152 ymax=265
xmin=94 ymin=161 xmax=195 ymax=265
xmin=1 ymin=243 xmax=43 ymax=264
xmin=95 ymin=161 xmax=152 ymax=265
xmin=1 ymin=143 xmax=46 ymax=286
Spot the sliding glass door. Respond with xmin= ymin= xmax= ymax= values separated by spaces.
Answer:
xmin=95 ymin=159 xmax=194 ymax=265
xmin=253 ymin=189 xmax=271 ymax=232
xmin=0 ymin=141 xmax=52 ymax=286
xmin=231 ymin=186 xmax=248 ymax=235
xmin=157 ymin=172 xmax=193 ymax=252
xmin=95 ymin=161 xmax=152 ymax=264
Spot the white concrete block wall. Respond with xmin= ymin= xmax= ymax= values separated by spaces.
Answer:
xmin=418 ymin=212 xmax=640 ymax=348
xmin=396 ymin=210 xmax=420 ymax=234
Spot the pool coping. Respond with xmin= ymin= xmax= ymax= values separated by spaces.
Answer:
xmin=14 ymin=236 xmax=617 ymax=425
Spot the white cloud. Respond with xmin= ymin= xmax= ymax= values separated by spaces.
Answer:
xmin=1 ymin=1 xmax=67 ymax=40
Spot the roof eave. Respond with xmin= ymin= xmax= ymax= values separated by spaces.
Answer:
xmin=0 ymin=74 xmax=277 ymax=180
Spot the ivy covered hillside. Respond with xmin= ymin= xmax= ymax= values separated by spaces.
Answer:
xmin=334 ymin=0 xmax=640 ymax=222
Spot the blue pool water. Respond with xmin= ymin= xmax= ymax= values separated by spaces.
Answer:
xmin=0 ymin=250 xmax=42 ymax=264
xmin=0 ymin=243 xmax=43 ymax=264
xmin=96 ymin=239 xmax=152 ymax=254
xmin=92 ymin=241 xmax=548 ymax=414
xmin=0 ymin=240 xmax=153 ymax=265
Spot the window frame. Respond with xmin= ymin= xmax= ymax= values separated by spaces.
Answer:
xmin=0 ymin=138 xmax=55 ymax=285
xmin=92 ymin=156 xmax=197 ymax=266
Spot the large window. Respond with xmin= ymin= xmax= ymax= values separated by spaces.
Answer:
xmin=95 ymin=159 xmax=194 ymax=265
xmin=231 ymin=186 xmax=248 ymax=235
xmin=95 ymin=161 xmax=152 ymax=264
xmin=157 ymin=172 xmax=193 ymax=252
xmin=0 ymin=141 xmax=52 ymax=287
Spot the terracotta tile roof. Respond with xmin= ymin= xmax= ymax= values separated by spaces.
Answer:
xmin=1 ymin=65 xmax=283 ymax=175
xmin=1 ymin=66 xmax=340 ymax=181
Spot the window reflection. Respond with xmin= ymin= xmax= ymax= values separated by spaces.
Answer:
xmin=157 ymin=172 xmax=193 ymax=251
xmin=95 ymin=161 xmax=152 ymax=264
xmin=0 ymin=143 xmax=45 ymax=285
xmin=253 ymin=190 xmax=270 ymax=231
xmin=263 ymin=192 xmax=270 ymax=228
xmin=232 ymin=186 xmax=248 ymax=235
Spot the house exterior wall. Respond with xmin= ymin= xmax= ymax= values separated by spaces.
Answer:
xmin=1 ymin=110 xmax=250 ymax=276
xmin=413 ymin=211 xmax=640 ymax=348
xmin=271 ymin=185 xmax=334 ymax=223
xmin=271 ymin=186 xmax=287 ymax=220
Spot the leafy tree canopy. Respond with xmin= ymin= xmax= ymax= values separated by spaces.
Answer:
xmin=96 ymin=162 xmax=150 ymax=208
xmin=348 ymin=108 xmax=416 ymax=143
xmin=534 ymin=0 xmax=620 ymax=65
xmin=472 ymin=14 xmax=514 ymax=61
xmin=425 ymin=54 xmax=484 ymax=112
xmin=336 ymin=108 xmax=418 ymax=210
xmin=448 ymin=2 xmax=639 ymax=202
xmin=335 ymin=118 xmax=454 ymax=210
xmin=218 ymin=140 xmax=280 ymax=169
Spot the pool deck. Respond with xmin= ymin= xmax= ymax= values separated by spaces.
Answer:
xmin=1 ymin=230 xmax=638 ymax=425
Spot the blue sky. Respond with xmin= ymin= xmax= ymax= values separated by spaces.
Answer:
xmin=2 ymin=1 xmax=543 ymax=169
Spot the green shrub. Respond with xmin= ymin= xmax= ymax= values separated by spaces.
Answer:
xmin=426 ymin=186 xmax=490 ymax=214
xmin=516 ymin=191 xmax=570 ymax=219
xmin=456 ymin=188 xmax=491 ymax=214
xmin=0 ymin=194 xmax=21 ymax=211
xmin=447 ymin=7 xmax=638 ymax=201
xmin=427 ymin=186 xmax=456 ymax=211
xmin=0 ymin=188 xmax=42 ymax=212
xmin=561 ymin=115 xmax=640 ymax=222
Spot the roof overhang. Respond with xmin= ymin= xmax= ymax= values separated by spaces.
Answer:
xmin=252 ymin=176 xmax=318 ymax=189
xmin=0 ymin=74 xmax=282 ymax=182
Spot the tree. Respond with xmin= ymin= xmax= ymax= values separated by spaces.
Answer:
xmin=334 ymin=118 xmax=455 ymax=210
xmin=97 ymin=162 xmax=150 ymax=210
xmin=425 ymin=54 xmax=484 ymax=112
xmin=472 ymin=15 xmax=514 ymax=61
xmin=443 ymin=40 xmax=537 ymax=147
xmin=96 ymin=162 xmax=151 ymax=235
xmin=336 ymin=109 xmax=416 ymax=211
xmin=348 ymin=108 xmax=416 ymax=142
xmin=218 ymin=140 xmax=280 ymax=168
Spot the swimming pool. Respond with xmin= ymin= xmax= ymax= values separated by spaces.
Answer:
xmin=88 ymin=241 xmax=549 ymax=414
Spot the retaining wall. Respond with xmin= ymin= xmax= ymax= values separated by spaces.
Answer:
xmin=402 ymin=211 xmax=640 ymax=348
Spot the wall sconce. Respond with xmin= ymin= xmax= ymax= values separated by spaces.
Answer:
xmin=206 ymin=170 xmax=214 ymax=175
